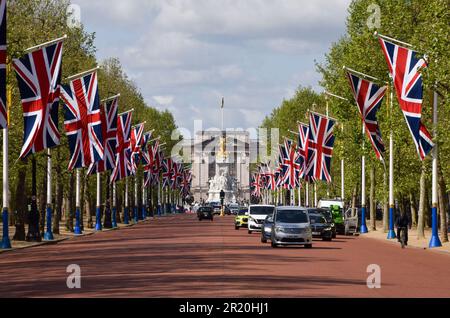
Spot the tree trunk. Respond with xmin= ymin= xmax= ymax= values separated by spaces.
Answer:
xmin=13 ymin=163 xmax=27 ymax=241
xmin=417 ymin=163 xmax=426 ymax=239
xmin=351 ymin=186 xmax=357 ymax=216
xmin=369 ymin=166 xmax=376 ymax=231
xmin=409 ymin=192 xmax=417 ymax=228
xmin=66 ymin=172 xmax=75 ymax=232
xmin=437 ymin=162 xmax=449 ymax=242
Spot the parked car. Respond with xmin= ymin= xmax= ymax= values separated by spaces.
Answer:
xmin=228 ymin=203 xmax=240 ymax=215
xmin=309 ymin=213 xmax=334 ymax=241
xmin=247 ymin=205 xmax=275 ymax=234
xmin=235 ymin=208 xmax=249 ymax=230
xmin=271 ymin=207 xmax=313 ymax=248
xmin=197 ymin=206 xmax=214 ymax=221
xmin=261 ymin=214 xmax=274 ymax=243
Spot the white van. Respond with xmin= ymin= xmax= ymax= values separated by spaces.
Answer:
xmin=247 ymin=205 xmax=276 ymax=234
xmin=318 ymin=200 xmax=344 ymax=209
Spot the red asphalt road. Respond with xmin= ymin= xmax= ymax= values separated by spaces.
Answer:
xmin=0 ymin=214 xmax=449 ymax=298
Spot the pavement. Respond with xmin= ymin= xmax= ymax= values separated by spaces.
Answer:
xmin=0 ymin=214 xmax=449 ymax=298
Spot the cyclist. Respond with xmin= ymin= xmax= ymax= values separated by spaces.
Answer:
xmin=395 ymin=211 xmax=410 ymax=247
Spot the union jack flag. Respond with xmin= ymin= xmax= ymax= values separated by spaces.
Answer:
xmin=275 ymin=144 xmax=287 ymax=188
xmin=262 ymin=163 xmax=276 ymax=191
xmin=281 ymin=139 xmax=301 ymax=190
xmin=150 ymin=141 xmax=162 ymax=186
xmin=378 ymin=36 xmax=433 ymax=161
xmin=346 ymin=71 xmax=387 ymax=161
xmin=172 ymin=161 xmax=183 ymax=190
xmin=130 ymin=123 xmax=145 ymax=174
xmin=13 ymin=40 xmax=63 ymax=159
xmin=110 ymin=111 xmax=133 ymax=183
xmin=0 ymin=0 xmax=6 ymax=129
xmin=251 ymin=174 xmax=262 ymax=198
xmin=61 ymin=71 xmax=103 ymax=170
xmin=305 ymin=113 xmax=336 ymax=183
xmin=181 ymin=169 xmax=192 ymax=197
xmin=162 ymin=158 xmax=175 ymax=189
xmin=87 ymin=96 xmax=118 ymax=175
xmin=297 ymin=122 xmax=310 ymax=179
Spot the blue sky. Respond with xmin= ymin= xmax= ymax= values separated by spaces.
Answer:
xmin=73 ymin=0 xmax=351 ymax=134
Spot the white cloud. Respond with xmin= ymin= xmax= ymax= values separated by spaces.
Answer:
xmin=153 ymin=95 xmax=174 ymax=106
xmin=74 ymin=0 xmax=351 ymax=133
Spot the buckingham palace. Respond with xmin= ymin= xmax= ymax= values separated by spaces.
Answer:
xmin=181 ymin=130 xmax=258 ymax=204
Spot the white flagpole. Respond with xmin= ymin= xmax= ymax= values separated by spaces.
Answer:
xmin=387 ymin=80 xmax=396 ymax=239
xmin=306 ymin=183 xmax=309 ymax=207
xmin=112 ymin=182 xmax=117 ymax=228
xmin=142 ymin=177 xmax=146 ymax=219
xmin=124 ymin=178 xmax=129 ymax=224
xmin=95 ymin=173 xmax=102 ymax=231
xmin=314 ymin=183 xmax=317 ymax=207
xmin=298 ymin=180 xmax=302 ymax=207
xmin=341 ymin=124 xmax=345 ymax=202
xmin=44 ymin=149 xmax=54 ymax=240
xmin=74 ymin=169 xmax=82 ymax=234
xmin=1 ymin=125 xmax=11 ymax=248
xmin=430 ymin=88 xmax=442 ymax=248
xmin=361 ymin=122 xmax=368 ymax=233
xmin=134 ymin=176 xmax=139 ymax=223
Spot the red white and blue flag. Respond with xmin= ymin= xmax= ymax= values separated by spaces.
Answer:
xmin=130 ymin=123 xmax=145 ymax=174
xmin=13 ymin=39 xmax=63 ymax=159
xmin=181 ymin=169 xmax=192 ymax=197
xmin=346 ymin=71 xmax=387 ymax=161
xmin=110 ymin=111 xmax=133 ymax=183
xmin=0 ymin=0 xmax=7 ymax=129
xmin=251 ymin=174 xmax=262 ymax=198
xmin=281 ymin=139 xmax=301 ymax=190
xmin=61 ymin=71 xmax=103 ymax=170
xmin=297 ymin=122 xmax=310 ymax=179
xmin=162 ymin=158 xmax=175 ymax=189
xmin=172 ymin=161 xmax=183 ymax=190
xmin=87 ymin=96 xmax=118 ymax=175
xmin=305 ymin=112 xmax=336 ymax=183
xmin=378 ymin=36 xmax=433 ymax=161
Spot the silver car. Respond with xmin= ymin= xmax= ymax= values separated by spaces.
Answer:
xmin=271 ymin=207 xmax=313 ymax=248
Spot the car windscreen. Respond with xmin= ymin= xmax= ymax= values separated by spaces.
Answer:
xmin=198 ymin=207 xmax=212 ymax=213
xmin=249 ymin=206 xmax=275 ymax=216
xmin=275 ymin=210 xmax=308 ymax=223
xmin=309 ymin=214 xmax=327 ymax=224
xmin=238 ymin=209 xmax=247 ymax=216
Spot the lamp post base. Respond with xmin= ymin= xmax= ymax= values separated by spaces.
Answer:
xmin=360 ymin=207 xmax=368 ymax=234
xmin=1 ymin=208 xmax=11 ymax=249
xmin=112 ymin=207 xmax=118 ymax=228
xmin=124 ymin=207 xmax=129 ymax=224
xmin=74 ymin=207 xmax=82 ymax=235
xmin=95 ymin=206 xmax=102 ymax=231
xmin=387 ymin=230 xmax=396 ymax=240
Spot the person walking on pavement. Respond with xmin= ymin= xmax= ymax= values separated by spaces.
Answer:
xmin=395 ymin=210 xmax=411 ymax=247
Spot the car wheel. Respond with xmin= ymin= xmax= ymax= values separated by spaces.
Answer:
xmin=248 ymin=230 xmax=252 ymax=234
xmin=199 ymin=218 xmax=202 ymax=221
xmin=261 ymin=237 xmax=267 ymax=243
xmin=271 ymin=241 xmax=278 ymax=248
xmin=323 ymin=237 xmax=332 ymax=242
xmin=305 ymin=244 xmax=313 ymax=249
xmin=235 ymin=226 xmax=239 ymax=230
xmin=332 ymin=232 xmax=337 ymax=239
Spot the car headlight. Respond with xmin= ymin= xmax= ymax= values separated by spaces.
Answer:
xmin=275 ymin=227 xmax=285 ymax=233
xmin=324 ymin=227 xmax=332 ymax=231
xmin=331 ymin=223 xmax=335 ymax=228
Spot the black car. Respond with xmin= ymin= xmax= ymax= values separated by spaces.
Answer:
xmin=309 ymin=213 xmax=333 ymax=241
xmin=197 ymin=206 xmax=214 ymax=221
xmin=316 ymin=208 xmax=337 ymax=238
xmin=261 ymin=214 xmax=274 ymax=243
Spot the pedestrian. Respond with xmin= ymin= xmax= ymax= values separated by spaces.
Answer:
xmin=395 ymin=210 xmax=411 ymax=246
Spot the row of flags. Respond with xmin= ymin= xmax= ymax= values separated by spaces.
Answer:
xmin=0 ymin=0 xmax=192 ymax=197
xmin=251 ymin=112 xmax=336 ymax=198
xmin=251 ymin=34 xmax=434 ymax=197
